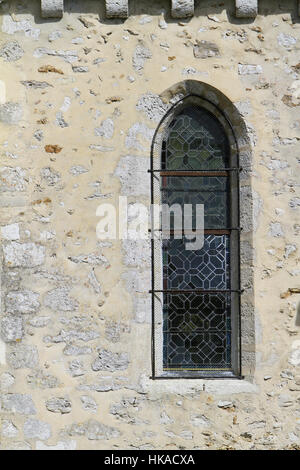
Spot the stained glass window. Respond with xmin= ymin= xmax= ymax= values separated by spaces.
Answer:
xmin=155 ymin=103 xmax=240 ymax=376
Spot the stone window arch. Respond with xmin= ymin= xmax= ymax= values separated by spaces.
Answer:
xmin=150 ymin=81 xmax=254 ymax=381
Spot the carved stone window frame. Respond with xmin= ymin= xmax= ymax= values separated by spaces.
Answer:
xmin=150 ymin=80 xmax=255 ymax=382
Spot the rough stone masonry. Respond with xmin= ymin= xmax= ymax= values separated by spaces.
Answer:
xmin=0 ymin=0 xmax=300 ymax=451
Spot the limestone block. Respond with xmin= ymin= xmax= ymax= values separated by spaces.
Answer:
xmin=0 ymin=41 xmax=24 ymax=62
xmin=46 ymin=397 xmax=72 ymax=414
xmin=289 ymin=341 xmax=300 ymax=366
xmin=236 ymin=0 xmax=258 ymax=18
xmin=193 ymin=40 xmax=220 ymax=59
xmin=0 ymin=103 xmax=23 ymax=125
xmin=3 ymin=242 xmax=45 ymax=268
xmin=66 ymin=420 xmax=120 ymax=440
xmin=41 ymin=0 xmax=63 ymax=18
xmin=1 ymin=420 xmax=19 ymax=438
xmin=2 ymin=393 xmax=36 ymax=415
xmin=80 ymin=395 xmax=98 ymax=412
xmin=43 ymin=287 xmax=78 ymax=312
xmin=24 ymin=419 xmax=52 ymax=440
xmin=92 ymin=348 xmax=129 ymax=372
xmin=36 ymin=441 xmax=77 ymax=450
xmin=171 ymin=0 xmax=194 ymax=18
xmin=0 ymin=372 xmax=15 ymax=390
xmin=105 ymin=0 xmax=129 ymax=19
xmin=7 ymin=344 xmax=39 ymax=369
xmin=1 ymin=315 xmax=24 ymax=343
xmin=5 ymin=290 xmax=40 ymax=315
xmin=1 ymin=223 xmax=20 ymax=241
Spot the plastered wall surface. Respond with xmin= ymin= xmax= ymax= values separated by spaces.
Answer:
xmin=0 ymin=0 xmax=300 ymax=450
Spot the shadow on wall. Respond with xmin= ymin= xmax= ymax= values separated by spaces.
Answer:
xmin=2 ymin=0 xmax=300 ymax=26
xmin=296 ymin=302 xmax=300 ymax=327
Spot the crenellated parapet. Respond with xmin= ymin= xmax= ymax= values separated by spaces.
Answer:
xmin=235 ymin=0 xmax=257 ymax=18
xmin=171 ymin=0 xmax=194 ymax=18
xmin=39 ymin=0 xmax=300 ymax=20
xmin=41 ymin=0 xmax=64 ymax=18
xmin=105 ymin=0 xmax=129 ymax=18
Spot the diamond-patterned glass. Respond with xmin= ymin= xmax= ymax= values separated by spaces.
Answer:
xmin=162 ymin=107 xmax=229 ymax=170
xmin=163 ymin=293 xmax=231 ymax=370
xmin=163 ymin=235 xmax=230 ymax=291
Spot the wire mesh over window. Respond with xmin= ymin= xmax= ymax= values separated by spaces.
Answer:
xmin=150 ymin=97 xmax=241 ymax=378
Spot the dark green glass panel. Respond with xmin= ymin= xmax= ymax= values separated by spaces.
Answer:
xmin=161 ymin=176 xmax=229 ymax=228
xmin=162 ymin=107 xmax=229 ymax=170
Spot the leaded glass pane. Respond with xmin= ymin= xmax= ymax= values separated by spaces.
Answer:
xmin=161 ymin=176 xmax=229 ymax=228
xmin=160 ymin=103 xmax=234 ymax=374
xmin=162 ymin=107 xmax=229 ymax=170
xmin=163 ymin=293 xmax=231 ymax=370
xmin=163 ymin=235 xmax=230 ymax=290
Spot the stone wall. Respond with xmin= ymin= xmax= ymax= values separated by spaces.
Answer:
xmin=37 ymin=1 xmax=300 ymax=20
xmin=0 ymin=0 xmax=300 ymax=451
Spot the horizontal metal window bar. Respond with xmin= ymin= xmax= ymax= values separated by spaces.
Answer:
xmin=204 ymin=228 xmax=241 ymax=233
xmin=150 ymin=230 xmax=232 ymax=235
xmin=163 ymin=367 xmax=231 ymax=371
xmin=161 ymin=172 xmax=228 ymax=177
xmin=148 ymin=168 xmax=241 ymax=173
xmin=161 ymin=188 xmax=228 ymax=192
xmin=150 ymin=289 xmax=243 ymax=294
xmin=163 ymin=330 xmax=232 ymax=333
xmin=150 ymin=229 xmax=241 ymax=236
xmin=150 ymin=228 xmax=242 ymax=232
xmin=150 ymin=375 xmax=244 ymax=380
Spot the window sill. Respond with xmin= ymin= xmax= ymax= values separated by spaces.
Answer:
xmin=140 ymin=374 xmax=258 ymax=396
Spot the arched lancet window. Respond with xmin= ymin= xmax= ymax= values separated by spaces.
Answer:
xmin=151 ymin=95 xmax=241 ymax=378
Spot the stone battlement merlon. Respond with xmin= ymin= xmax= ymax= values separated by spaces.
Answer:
xmin=38 ymin=0 xmax=300 ymax=19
